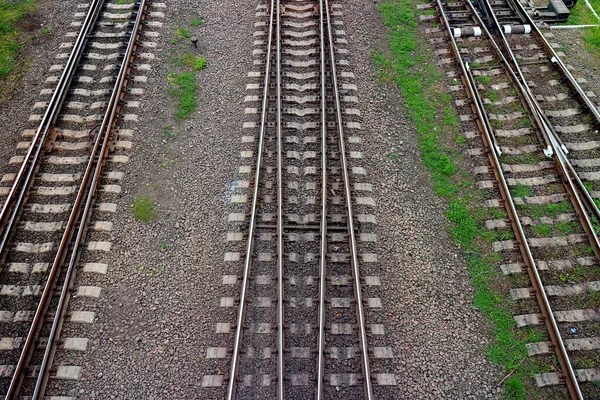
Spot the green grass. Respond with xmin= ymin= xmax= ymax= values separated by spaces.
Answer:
xmin=511 ymin=184 xmax=532 ymax=199
xmin=132 ymin=195 xmax=158 ymax=223
xmin=517 ymin=202 xmax=573 ymax=218
xmin=476 ymin=75 xmax=492 ymax=85
xmin=180 ymin=53 xmax=206 ymax=71
xmin=0 ymin=0 xmax=35 ymax=80
xmin=190 ymin=17 xmax=203 ymax=27
xmin=565 ymin=0 xmax=599 ymax=25
xmin=561 ymin=0 xmax=600 ymax=62
xmin=171 ymin=27 xmax=191 ymax=44
xmin=136 ymin=264 xmax=164 ymax=277
xmin=167 ymin=72 xmax=198 ymax=120
xmin=485 ymin=90 xmax=500 ymax=103
xmin=376 ymin=0 xmax=542 ymax=397
xmin=163 ymin=125 xmax=178 ymax=139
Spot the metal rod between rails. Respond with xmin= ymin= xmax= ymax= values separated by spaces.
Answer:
xmin=323 ymin=0 xmax=374 ymax=397
xmin=226 ymin=0 xmax=277 ymax=397
xmin=316 ymin=0 xmax=328 ymax=395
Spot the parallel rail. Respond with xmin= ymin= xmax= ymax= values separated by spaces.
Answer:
xmin=0 ymin=0 xmax=105 ymax=260
xmin=227 ymin=0 xmax=373 ymax=398
xmin=1 ymin=1 xmax=148 ymax=398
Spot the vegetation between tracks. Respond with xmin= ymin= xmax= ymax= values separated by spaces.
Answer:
xmin=0 ymin=0 xmax=35 ymax=81
xmin=132 ymin=195 xmax=158 ymax=223
xmin=376 ymin=0 xmax=537 ymax=397
xmin=165 ymin=13 xmax=206 ymax=125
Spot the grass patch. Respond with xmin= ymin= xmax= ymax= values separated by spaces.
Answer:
xmin=511 ymin=184 xmax=532 ymax=199
xmin=476 ymin=75 xmax=492 ymax=85
xmin=0 ymin=0 xmax=35 ymax=80
xmin=132 ymin=195 xmax=158 ymax=223
xmin=136 ymin=264 xmax=164 ymax=277
xmin=171 ymin=26 xmax=191 ymax=44
xmin=180 ymin=53 xmax=206 ymax=71
xmin=167 ymin=72 xmax=198 ymax=120
xmin=517 ymin=202 xmax=573 ymax=218
xmin=190 ymin=17 xmax=203 ymax=27
xmin=377 ymin=0 xmax=538 ymax=397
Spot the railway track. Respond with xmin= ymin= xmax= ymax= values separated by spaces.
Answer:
xmin=0 ymin=0 xmax=156 ymax=397
xmin=422 ymin=0 xmax=600 ymax=398
xmin=199 ymin=0 xmax=397 ymax=398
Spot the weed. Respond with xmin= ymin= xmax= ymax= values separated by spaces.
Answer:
xmin=136 ymin=264 xmax=164 ymax=277
xmin=132 ymin=195 xmax=158 ymax=223
xmin=180 ymin=53 xmax=206 ymax=71
xmin=511 ymin=184 xmax=532 ymax=199
xmin=160 ymin=243 xmax=168 ymax=250
xmin=555 ymin=221 xmax=580 ymax=234
xmin=167 ymin=72 xmax=198 ymax=119
xmin=476 ymin=75 xmax=492 ymax=85
xmin=485 ymin=91 xmax=500 ymax=103
xmin=518 ymin=202 xmax=573 ymax=218
xmin=190 ymin=17 xmax=203 ymax=27
xmin=40 ymin=27 xmax=50 ymax=35
xmin=171 ymin=27 xmax=191 ymax=44
xmin=490 ymin=119 xmax=504 ymax=128
xmin=530 ymin=224 xmax=551 ymax=236
xmin=163 ymin=125 xmax=178 ymax=139
xmin=518 ymin=118 xmax=533 ymax=128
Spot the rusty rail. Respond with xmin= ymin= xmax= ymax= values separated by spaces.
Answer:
xmin=5 ymin=1 xmax=148 ymax=398
xmin=0 ymin=0 xmax=105 ymax=260
xmin=435 ymin=1 xmax=582 ymax=398
xmin=226 ymin=0 xmax=277 ymax=397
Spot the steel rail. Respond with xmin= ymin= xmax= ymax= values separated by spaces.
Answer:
xmin=323 ymin=0 xmax=373 ymax=397
xmin=481 ymin=0 xmax=600 ymax=226
xmin=436 ymin=1 xmax=582 ymax=398
xmin=474 ymin=0 xmax=600 ymax=263
xmin=316 ymin=0 xmax=328 ymax=395
xmin=31 ymin=3 xmax=147 ymax=398
xmin=275 ymin=0 xmax=285 ymax=397
xmin=0 ymin=0 xmax=105 ymax=259
xmin=226 ymin=0 xmax=277 ymax=396
xmin=507 ymin=0 xmax=600 ymax=124
xmin=5 ymin=3 xmax=147 ymax=399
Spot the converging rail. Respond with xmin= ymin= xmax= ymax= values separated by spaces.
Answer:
xmin=432 ymin=0 xmax=600 ymax=397
xmin=226 ymin=0 xmax=373 ymax=398
xmin=0 ymin=1 xmax=149 ymax=398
